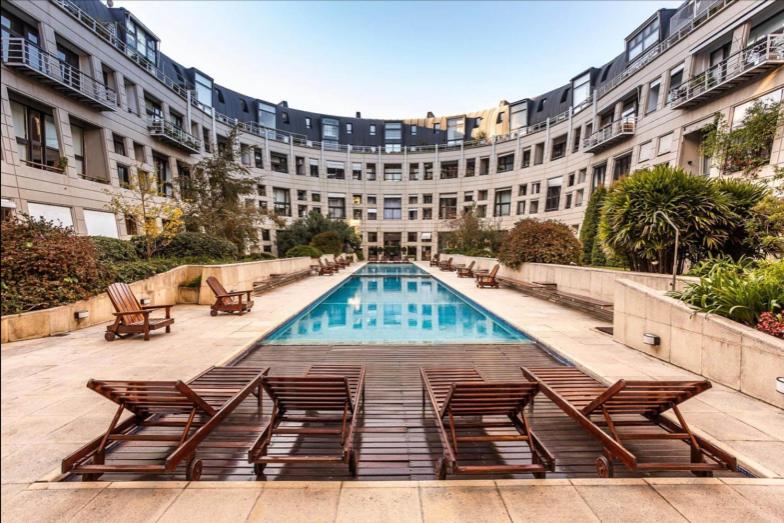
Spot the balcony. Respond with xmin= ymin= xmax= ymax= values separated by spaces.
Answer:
xmin=2 ymin=37 xmax=117 ymax=111
xmin=669 ymin=34 xmax=784 ymax=110
xmin=583 ymin=116 xmax=636 ymax=153
xmin=147 ymin=118 xmax=201 ymax=154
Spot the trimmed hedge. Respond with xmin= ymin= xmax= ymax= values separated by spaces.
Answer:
xmin=141 ymin=232 xmax=239 ymax=260
xmin=90 ymin=236 xmax=139 ymax=263
xmin=285 ymin=245 xmax=323 ymax=258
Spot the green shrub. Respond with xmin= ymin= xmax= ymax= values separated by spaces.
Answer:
xmin=1 ymin=217 xmax=111 ymax=315
xmin=276 ymin=211 xmax=360 ymax=255
xmin=579 ymin=186 xmax=607 ymax=265
xmin=90 ymin=236 xmax=139 ymax=263
xmin=354 ymin=250 xmax=365 ymax=261
xmin=310 ymin=231 xmax=342 ymax=255
xmin=285 ymin=245 xmax=323 ymax=258
xmin=497 ymin=219 xmax=581 ymax=268
xmin=671 ymin=259 xmax=784 ymax=326
xmin=241 ymin=252 xmax=277 ymax=261
xmin=150 ymin=232 xmax=238 ymax=260
xmin=181 ymin=275 xmax=202 ymax=288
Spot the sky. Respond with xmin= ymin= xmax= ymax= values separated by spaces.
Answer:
xmin=114 ymin=0 xmax=683 ymax=119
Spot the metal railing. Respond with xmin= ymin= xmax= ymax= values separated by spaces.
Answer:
xmin=668 ymin=34 xmax=784 ymax=108
xmin=147 ymin=118 xmax=202 ymax=152
xmin=582 ymin=116 xmax=636 ymax=151
xmin=595 ymin=0 xmax=734 ymax=100
xmin=51 ymin=0 xmax=191 ymax=100
xmin=3 ymin=37 xmax=117 ymax=108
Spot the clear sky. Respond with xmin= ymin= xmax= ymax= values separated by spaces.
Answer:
xmin=114 ymin=0 xmax=682 ymax=119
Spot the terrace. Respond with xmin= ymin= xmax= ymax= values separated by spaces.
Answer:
xmin=2 ymin=261 xmax=782 ymax=520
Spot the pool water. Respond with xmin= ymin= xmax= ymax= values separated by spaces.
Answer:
xmin=263 ymin=264 xmax=530 ymax=345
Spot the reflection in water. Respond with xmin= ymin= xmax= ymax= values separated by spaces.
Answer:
xmin=265 ymin=274 xmax=530 ymax=345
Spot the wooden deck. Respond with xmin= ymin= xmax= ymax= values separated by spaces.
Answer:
xmin=67 ymin=342 xmax=742 ymax=481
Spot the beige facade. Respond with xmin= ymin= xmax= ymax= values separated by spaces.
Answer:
xmin=1 ymin=0 xmax=783 ymax=259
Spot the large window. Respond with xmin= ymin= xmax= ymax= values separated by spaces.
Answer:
xmin=545 ymin=176 xmax=563 ymax=212
xmin=496 ymin=154 xmax=514 ymax=172
xmin=493 ymin=189 xmax=512 ymax=217
xmin=273 ymin=188 xmax=291 ymax=216
xmin=510 ymin=102 xmax=527 ymax=130
xmin=551 ymin=135 xmax=567 ymax=160
xmin=591 ymin=163 xmax=607 ymax=189
xmin=84 ymin=210 xmax=118 ymax=238
xmin=258 ymin=103 xmax=276 ymax=129
xmin=384 ymin=122 xmax=402 ymax=141
xmin=627 ymin=18 xmax=659 ymax=62
xmin=10 ymin=99 xmax=60 ymax=169
xmin=326 ymin=161 xmax=345 ymax=180
xmin=125 ymin=17 xmax=157 ymax=64
xmin=328 ymin=196 xmax=345 ymax=219
xmin=572 ymin=73 xmax=591 ymax=110
xmin=384 ymin=163 xmax=402 ymax=181
xmin=440 ymin=160 xmax=458 ymax=179
xmin=27 ymin=203 xmax=73 ymax=228
xmin=144 ymin=96 xmax=163 ymax=122
xmin=271 ymin=152 xmax=288 ymax=173
xmin=438 ymin=195 xmax=458 ymax=220
xmin=322 ymin=118 xmax=339 ymax=141
xmin=383 ymin=197 xmax=402 ymax=220
xmin=613 ymin=153 xmax=632 ymax=181
xmin=194 ymin=72 xmax=212 ymax=108
xmin=447 ymin=118 xmax=464 ymax=144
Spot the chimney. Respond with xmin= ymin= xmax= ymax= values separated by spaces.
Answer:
xmin=279 ymin=100 xmax=288 ymax=108
xmin=355 ymin=111 xmax=361 ymax=118
xmin=426 ymin=111 xmax=435 ymax=119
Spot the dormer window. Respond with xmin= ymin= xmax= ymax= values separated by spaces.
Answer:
xmin=240 ymin=99 xmax=249 ymax=112
xmin=537 ymin=98 xmax=547 ymax=112
xmin=215 ymin=88 xmax=225 ymax=104
xmin=627 ymin=17 xmax=659 ymax=62
xmin=125 ymin=17 xmax=157 ymax=65
xmin=194 ymin=72 xmax=212 ymax=108
xmin=572 ymin=73 xmax=591 ymax=110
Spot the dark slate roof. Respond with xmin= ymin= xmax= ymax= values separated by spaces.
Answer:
xmin=213 ymin=83 xmax=258 ymax=122
xmin=526 ymin=83 xmax=572 ymax=126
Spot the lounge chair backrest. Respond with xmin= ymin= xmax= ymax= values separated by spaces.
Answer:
xmin=443 ymin=381 xmax=538 ymax=417
xmin=86 ymin=379 xmax=216 ymax=416
xmin=467 ymin=261 xmax=475 ymax=269
xmin=489 ymin=264 xmax=499 ymax=277
xmin=582 ymin=380 xmax=711 ymax=417
xmin=263 ymin=376 xmax=353 ymax=412
xmin=107 ymin=283 xmax=144 ymax=325
xmin=206 ymin=276 xmax=228 ymax=297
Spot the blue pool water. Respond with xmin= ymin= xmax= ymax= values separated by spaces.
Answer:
xmin=264 ymin=264 xmax=530 ymax=345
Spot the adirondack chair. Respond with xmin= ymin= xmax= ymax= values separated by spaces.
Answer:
xmin=206 ymin=276 xmax=254 ymax=316
xmin=421 ymin=367 xmax=554 ymax=479
xmin=476 ymin=264 xmax=500 ymax=288
xmin=521 ymin=366 xmax=736 ymax=477
xmin=319 ymin=258 xmax=336 ymax=274
xmin=429 ymin=254 xmax=440 ymax=267
xmin=438 ymin=257 xmax=454 ymax=271
xmin=456 ymin=261 xmax=476 ymax=278
xmin=104 ymin=283 xmax=174 ymax=341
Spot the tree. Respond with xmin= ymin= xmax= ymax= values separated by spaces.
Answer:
xmin=714 ymin=178 xmax=770 ymax=260
xmin=182 ymin=127 xmax=269 ymax=253
xmin=599 ymin=165 xmax=731 ymax=273
xmin=443 ymin=209 xmax=505 ymax=256
xmin=107 ymin=167 xmax=184 ymax=259
xmin=276 ymin=211 xmax=360 ymax=255
xmin=578 ymin=186 xmax=607 ymax=266
xmin=310 ymin=231 xmax=342 ymax=255
xmin=497 ymin=219 xmax=581 ymax=268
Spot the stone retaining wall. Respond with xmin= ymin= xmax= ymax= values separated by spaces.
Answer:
xmin=0 ymin=257 xmax=312 ymax=343
xmin=614 ymin=278 xmax=784 ymax=408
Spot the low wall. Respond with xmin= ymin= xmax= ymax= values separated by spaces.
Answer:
xmin=444 ymin=255 xmax=695 ymax=303
xmin=614 ymin=278 xmax=784 ymax=408
xmin=0 ymin=257 xmax=312 ymax=343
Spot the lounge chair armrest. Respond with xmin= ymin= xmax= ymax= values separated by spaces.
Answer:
xmin=141 ymin=304 xmax=174 ymax=310
xmin=223 ymin=290 xmax=252 ymax=297
xmin=113 ymin=309 xmax=151 ymax=316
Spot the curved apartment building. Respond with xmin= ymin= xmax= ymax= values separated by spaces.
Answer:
xmin=2 ymin=0 xmax=783 ymax=258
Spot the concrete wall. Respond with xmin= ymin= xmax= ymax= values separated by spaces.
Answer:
xmin=445 ymin=255 xmax=695 ymax=302
xmin=0 ymin=257 xmax=312 ymax=343
xmin=614 ymin=278 xmax=784 ymax=408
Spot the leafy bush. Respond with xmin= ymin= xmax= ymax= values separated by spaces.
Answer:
xmin=1 ymin=217 xmax=111 ymax=315
xmin=671 ymin=260 xmax=783 ymax=327
xmin=354 ymin=250 xmax=365 ymax=261
xmin=241 ymin=252 xmax=277 ymax=261
xmin=152 ymin=232 xmax=239 ymax=260
xmin=579 ymin=186 xmax=607 ymax=266
xmin=497 ymin=219 xmax=581 ymax=268
xmin=310 ymin=231 xmax=343 ymax=255
xmin=285 ymin=245 xmax=323 ymax=258
xmin=90 ymin=236 xmax=139 ymax=263
xmin=276 ymin=211 xmax=360 ymax=255
xmin=714 ymin=178 xmax=770 ymax=260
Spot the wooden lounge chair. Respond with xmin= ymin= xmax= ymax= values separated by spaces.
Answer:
xmin=335 ymin=256 xmax=349 ymax=268
xmin=318 ymin=258 xmax=336 ymax=274
xmin=420 ymin=367 xmax=554 ymax=479
xmin=476 ymin=264 xmax=500 ymax=288
xmin=429 ymin=254 xmax=440 ymax=267
xmin=249 ymin=365 xmax=365 ymax=476
xmin=521 ymin=366 xmax=736 ymax=477
xmin=206 ymin=276 xmax=254 ymax=316
xmin=438 ymin=257 xmax=454 ymax=271
xmin=325 ymin=257 xmax=342 ymax=272
xmin=105 ymin=282 xmax=174 ymax=341
xmin=62 ymin=366 xmax=269 ymax=481
xmin=456 ymin=261 xmax=476 ymax=278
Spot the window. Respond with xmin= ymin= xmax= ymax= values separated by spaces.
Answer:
xmin=530 ymin=182 xmax=541 ymax=194
xmin=409 ymin=163 xmax=420 ymax=181
xmin=537 ymin=98 xmax=547 ymax=112
xmin=423 ymin=208 xmax=433 ymax=220
xmin=10 ymin=99 xmax=60 ymax=169
xmin=667 ymin=65 xmax=684 ymax=101
xmin=572 ymin=73 xmax=591 ymax=110
xmin=551 ymin=135 xmax=567 ymax=160
xmin=533 ymin=143 xmax=544 ymax=165
xmin=434 ymin=123 xmax=441 ymax=132
xmin=328 ymin=196 xmax=345 ymax=219
xmin=465 ymin=158 xmax=476 ymax=177
xmin=517 ymin=184 xmax=527 ymax=197
xmin=545 ymin=176 xmax=563 ymax=212
xmin=384 ymin=122 xmax=402 ymax=141
xmin=125 ymin=16 xmax=157 ymax=64
xmin=384 ymin=164 xmax=402 ymax=181
xmin=521 ymin=148 xmax=531 ymax=168
xmin=646 ymin=80 xmax=660 ymax=113
xmin=297 ymin=190 xmax=307 ymax=201
xmin=273 ymin=188 xmax=291 ymax=216
xmin=367 ymin=208 xmax=377 ymax=220
xmin=407 ymin=232 xmax=417 ymax=243
xmin=366 ymin=163 xmax=377 ymax=181
xmin=352 ymin=162 xmax=362 ymax=180
xmin=312 ymin=192 xmax=321 ymax=202
xmin=112 ymin=134 xmax=126 ymax=156
xmin=202 ymin=128 xmax=212 ymax=153
xmin=84 ymin=210 xmax=118 ymax=238
xmin=493 ymin=189 xmax=512 ymax=216
xmin=627 ymin=18 xmax=659 ymax=62
xmin=440 ymin=160 xmax=458 ymax=179
xmin=408 ymin=208 xmax=418 ymax=220
xmin=510 ymin=102 xmax=528 ymax=130
xmin=478 ymin=190 xmax=488 ymax=201
xmin=240 ymin=145 xmax=252 ymax=166
xmin=258 ymin=103 xmax=276 ymax=129
xmin=479 ymin=157 xmax=490 ymax=176
xmin=577 ymin=169 xmax=587 ymax=184
xmin=367 ymin=196 xmax=377 ymax=205
xmin=27 ymin=203 xmax=73 ymax=228
xmin=326 ymin=161 xmax=345 ymax=180
xmin=575 ymin=189 xmax=584 ymax=207
xmin=572 ymin=127 xmax=582 ymax=153
xmin=295 ymin=156 xmax=305 ymax=175
xmin=367 ymin=232 xmax=378 ymax=243
xmin=117 ymin=164 xmax=130 ymax=187
xmin=496 ymin=153 xmax=514 ymax=173
xmin=383 ymin=197 xmax=402 ymax=220
xmin=322 ymin=118 xmax=339 ymax=141
xmin=475 ymin=205 xmax=487 ymax=218
xmin=310 ymin=159 xmax=319 ymax=177
xmin=353 ymin=208 xmax=362 ymax=220
xmin=257 ymin=184 xmax=266 ymax=196
xmin=638 ymin=140 xmax=653 ymax=162
xmin=278 ymin=112 xmax=288 ymax=124
xmin=592 ymin=163 xmax=607 ymax=189
xmin=657 ymin=132 xmax=673 ymax=155
xmin=144 ymin=96 xmax=163 ymax=122
xmin=446 ymin=118 xmax=464 ymax=144
xmin=411 ymin=125 xmax=417 ymax=136
xmin=516 ymin=200 xmax=526 ymax=214
xmin=215 ymin=89 xmax=225 ymax=104
xmin=271 ymin=152 xmax=288 ymax=173
xmin=346 ymin=123 xmax=353 ymax=135
xmin=424 ymin=162 xmax=433 ymax=180
xmin=613 ymin=153 xmax=632 ymax=181
xmin=153 ymin=154 xmax=171 ymax=196
xmin=369 ymin=124 xmax=376 ymax=136
xmin=353 ymin=194 xmax=363 ymax=206
xmin=731 ymin=89 xmax=783 ymax=129
xmin=71 ymin=123 xmax=85 ymax=175
xmin=565 ymin=193 xmax=573 ymax=209
xmin=529 ymin=200 xmax=539 ymax=214
xmin=423 ymin=194 xmax=433 ymax=204
xmin=438 ymin=196 xmax=457 ymax=219
xmin=464 ymin=191 xmax=474 ymax=202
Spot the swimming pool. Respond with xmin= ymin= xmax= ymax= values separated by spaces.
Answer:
xmin=263 ymin=264 xmax=531 ymax=345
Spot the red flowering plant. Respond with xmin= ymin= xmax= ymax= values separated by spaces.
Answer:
xmin=756 ymin=312 xmax=784 ymax=339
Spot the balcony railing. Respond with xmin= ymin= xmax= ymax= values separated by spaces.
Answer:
xmin=582 ymin=116 xmax=636 ymax=153
xmin=147 ymin=118 xmax=201 ymax=153
xmin=2 ymin=37 xmax=117 ymax=110
xmin=595 ymin=0 xmax=734 ymax=100
xmin=668 ymin=34 xmax=784 ymax=109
